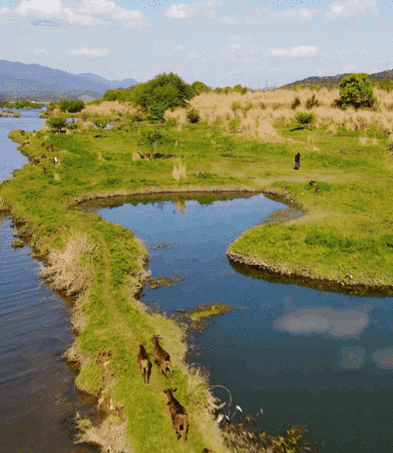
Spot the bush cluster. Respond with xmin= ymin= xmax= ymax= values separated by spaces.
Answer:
xmin=214 ymin=84 xmax=249 ymax=95
xmin=186 ymin=107 xmax=200 ymax=123
xmin=59 ymin=99 xmax=85 ymax=113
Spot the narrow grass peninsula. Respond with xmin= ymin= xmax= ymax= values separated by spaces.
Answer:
xmin=1 ymin=84 xmax=393 ymax=452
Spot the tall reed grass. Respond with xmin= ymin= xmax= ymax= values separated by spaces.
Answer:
xmin=167 ymin=87 xmax=393 ymax=136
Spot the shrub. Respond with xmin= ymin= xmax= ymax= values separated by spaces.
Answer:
xmin=374 ymin=80 xmax=393 ymax=92
xmin=47 ymin=102 xmax=58 ymax=112
xmin=67 ymin=117 xmax=80 ymax=130
xmin=291 ymin=97 xmax=301 ymax=109
xmin=137 ymin=129 xmax=175 ymax=151
xmin=59 ymin=99 xmax=85 ymax=113
xmin=46 ymin=116 xmax=67 ymax=132
xmin=186 ymin=107 xmax=200 ymax=123
xmin=92 ymin=118 xmax=108 ymax=129
xmin=228 ymin=118 xmax=241 ymax=131
xmin=337 ymin=73 xmax=375 ymax=109
xmin=305 ymin=94 xmax=320 ymax=110
xmin=192 ymin=81 xmax=211 ymax=95
xmin=231 ymin=101 xmax=242 ymax=116
xmin=293 ymin=112 xmax=316 ymax=130
xmin=233 ymin=84 xmax=248 ymax=94
xmin=241 ymin=101 xmax=254 ymax=118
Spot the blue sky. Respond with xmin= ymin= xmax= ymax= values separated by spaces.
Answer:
xmin=1 ymin=0 xmax=392 ymax=87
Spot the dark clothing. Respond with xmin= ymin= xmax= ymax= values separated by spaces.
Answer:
xmin=294 ymin=153 xmax=300 ymax=170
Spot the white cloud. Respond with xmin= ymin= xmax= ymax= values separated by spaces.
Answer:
xmin=325 ymin=0 xmax=379 ymax=20
xmin=186 ymin=52 xmax=201 ymax=59
xmin=274 ymin=306 xmax=370 ymax=338
xmin=65 ymin=47 xmax=111 ymax=57
xmin=219 ymin=16 xmax=241 ymax=25
xmin=268 ymin=45 xmax=319 ymax=58
xmin=274 ymin=7 xmax=319 ymax=22
xmin=246 ymin=7 xmax=318 ymax=25
xmin=174 ymin=45 xmax=187 ymax=51
xmin=164 ymin=0 xmax=228 ymax=19
xmin=0 ymin=0 xmax=151 ymax=28
xmin=17 ymin=0 xmax=62 ymax=15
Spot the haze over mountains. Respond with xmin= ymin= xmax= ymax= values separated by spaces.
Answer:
xmin=0 ymin=60 xmax=138 ymax=101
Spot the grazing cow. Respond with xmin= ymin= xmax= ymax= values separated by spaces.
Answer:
xmin=22 ymin=141 xmax=30 ymax=146
xmin=53 ymin=156 xmax=58 ymax=164
xmin=46 ymin=145 xmax=55 ymax=151
xmin=163 ymin=388 xmax=189 ymax=441
xmin=309 ymin=180 xmax=316 ymax=186
xmin=20 ymin=130 xmax=25 ymax=136
xmin=315 ymin=186 xmax=320 ymax=194
xmin=43 ymin=166 xmax=47 ymax=174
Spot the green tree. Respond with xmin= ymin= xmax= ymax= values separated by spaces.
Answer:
xmin=46 ymin=116 xmax=67 ymax=132
xmin=338 ymin=73 xmax=375 ymax=109
xmin=131 ymin=73 xmax=195 ymax=122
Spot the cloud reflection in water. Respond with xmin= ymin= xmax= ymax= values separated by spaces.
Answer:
xmin=274 ymin=305 xmax=372 ymax=338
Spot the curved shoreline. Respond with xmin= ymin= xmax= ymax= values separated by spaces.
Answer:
xmin=73 ymin=188 xmax=393 ymax=297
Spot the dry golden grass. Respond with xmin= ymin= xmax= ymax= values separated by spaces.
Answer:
xmin=172 ymin=159 xmax=187 ymax=181
xmin=83 ymin=101 xmax=139 ymax=117
xmin=167 ymin=88 xmax=393 ymax=136
xmin=40 ymin=231 xmax=98 ymax=295
xmin=164 ymin=109 xmax=187 ymax=125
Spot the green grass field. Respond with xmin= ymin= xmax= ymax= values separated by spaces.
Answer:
xmin=1 ymin=111 xmax=393 ymax=452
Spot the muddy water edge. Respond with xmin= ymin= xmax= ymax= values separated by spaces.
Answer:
xmin=0 ymin=111 xmax=100 ymax=453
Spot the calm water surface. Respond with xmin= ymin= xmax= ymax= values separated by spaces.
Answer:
xmin=0 ymin=111 xmax=99 ymax=453
xmin=97 ymin=194 xmax=393 ymax=453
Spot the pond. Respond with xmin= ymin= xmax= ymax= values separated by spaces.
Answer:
xmin=0 ymin=112 xmax=99 ymax=453
xmin=92 ymin=192 xmax=393 ymax=453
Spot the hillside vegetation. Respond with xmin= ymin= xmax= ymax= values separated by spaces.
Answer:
xmin=1 ymin=73 xmax=393 ymax=452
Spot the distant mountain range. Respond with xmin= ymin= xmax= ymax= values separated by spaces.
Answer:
xmin=0 ymin=59 xmax=138 ymax=101
xmin=284 ymin=69 xmax=393 ymax=88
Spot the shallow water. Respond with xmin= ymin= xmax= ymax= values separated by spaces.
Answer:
xmin=96 ymin=194 xmax=393 ymax=453
xmin=0 ymin=113 xmax=99 ymax=453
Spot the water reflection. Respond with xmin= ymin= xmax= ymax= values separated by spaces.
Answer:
xmin=275 ymin=305 xmax=372 ymax=338
xmin=373 ymin=347 xmax=393 ymax=369
xmin=340 ymin=346 xmax=366 ymax=369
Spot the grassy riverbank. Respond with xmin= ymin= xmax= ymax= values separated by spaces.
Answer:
xmin=1 ymin=87 xmax=393 ymax=452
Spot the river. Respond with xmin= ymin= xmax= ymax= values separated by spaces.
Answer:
xmin=88 ymin=193 xmax=393 ymax=453
xmin=0 ymin=110 xmax=99 ymax=453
